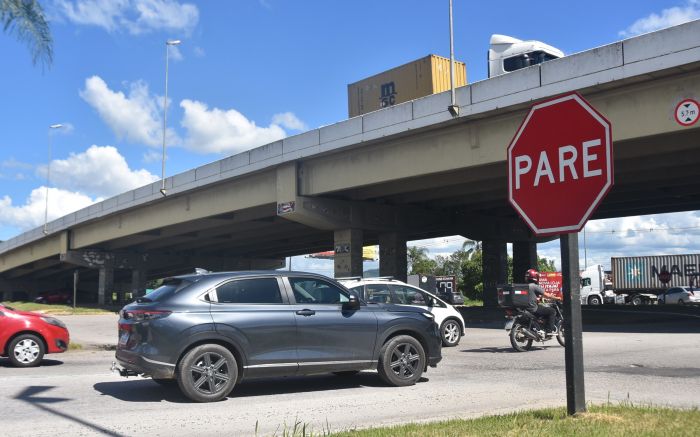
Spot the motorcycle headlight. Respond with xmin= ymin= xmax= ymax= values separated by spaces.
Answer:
xmin=41 ymin=317 xmax=67 ymax=330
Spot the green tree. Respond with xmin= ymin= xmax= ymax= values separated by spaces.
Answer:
xmin=407 ymin=246 xmax=437 ymax=275
xmin=1 ymin=0 xmax=53 ymax=68
xmin=538 ymin=256 xmax=556 ymax=272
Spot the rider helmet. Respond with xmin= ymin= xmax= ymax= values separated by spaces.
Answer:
xmin=525 ymin=269 xmax=540 ymax=284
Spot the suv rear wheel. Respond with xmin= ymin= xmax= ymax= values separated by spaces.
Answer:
xmin=377 ymin=335 xmax=425 ymax=386
xmin=176 ymin=344 xmax=238 ymax=402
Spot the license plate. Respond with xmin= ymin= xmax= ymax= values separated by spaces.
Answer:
xmin=118 ymin=331 xmax=129 ymax=347
xmin=504 ymin=320 xmax=514 ymax=331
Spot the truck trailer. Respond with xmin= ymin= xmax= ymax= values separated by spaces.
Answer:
xmin=580 ymin=254 xmax=700 ymax=305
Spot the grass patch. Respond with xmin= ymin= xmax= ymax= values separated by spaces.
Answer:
xmin=2 ymin=301 xmax=116 ymax=315
xmin=290 ymin=404 xmax=700 ymax=437
xmin=68 ymin=342 xmax=83 ymax=351
xmin=460 ymin=297 xmax=483 ymax=307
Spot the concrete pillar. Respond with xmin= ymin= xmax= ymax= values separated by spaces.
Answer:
xmin=482 ymin=240 xmax=508 ymax=307
xmin=131 ymin=268 xmax=147 ymax=299
xmin=98 ymin=266 xmax=114 ymax=306
xmin=379 ymin=232 xmax=407 ymax=281
xmin=334 ymin=229 xmax=363 ymax=278
xmin=513 ymin=241 xmax=538 ymax=284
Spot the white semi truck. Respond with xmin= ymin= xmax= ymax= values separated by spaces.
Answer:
xmin=580 ymin=254 xmax=700 ymax=305
xmin=488 ymin=34 xmax=564 ymax=78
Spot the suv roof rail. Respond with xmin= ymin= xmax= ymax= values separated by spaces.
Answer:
xmin=194 ymin=268 xmax=211 ymax=275
xmin=336 ymin=276 xmax=363 ymax=281
xmin=374 ymin=276 xmax=395 ymax=280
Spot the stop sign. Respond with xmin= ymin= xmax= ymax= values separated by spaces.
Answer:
xmin=508 ymin=92 xmax=613 ymax=236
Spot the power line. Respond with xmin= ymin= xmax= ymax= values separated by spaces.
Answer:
xmin=584 ymin=225 xmax=700 ymax=234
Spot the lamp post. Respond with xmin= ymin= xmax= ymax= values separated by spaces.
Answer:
xmin=160 ymin=39 xmax=181 ymax=196
xmin=43 ymin=123 xmax=63 ymax=235
xmin=447 ymin=0 xmax=459 ymax=117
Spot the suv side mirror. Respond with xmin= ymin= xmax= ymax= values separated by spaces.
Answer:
xmin=343 ymin=293 xmax=361 ymax=311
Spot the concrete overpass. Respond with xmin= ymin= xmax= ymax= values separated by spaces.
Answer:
xmin=2 ymin=21 xmax=700 ymax=305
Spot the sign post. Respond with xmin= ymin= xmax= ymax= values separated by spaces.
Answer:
xmin=507 ymin=91 xmax=613 ymax=415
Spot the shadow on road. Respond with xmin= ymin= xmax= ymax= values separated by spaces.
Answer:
xmin=95 ymin=373 xmax=430 ymax=402
xmin=0 ymin=358 xmax=63 ymax=368
xmin=15 ymin=386 xmax=123 ymax=436
xmin=94 ymin=380 xmax=190 ymax=403
xmin=461 ymin=345 xmax=560 ymax=353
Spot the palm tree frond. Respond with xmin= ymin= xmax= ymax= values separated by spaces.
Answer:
xmin=1 ymin=0 xmax=53 ymax=68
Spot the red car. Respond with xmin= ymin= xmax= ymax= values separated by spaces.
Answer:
xmin=0 ymin=303 xmax=70 ymax=367
xmin=34 ymin=291 xmax=72 ymax=305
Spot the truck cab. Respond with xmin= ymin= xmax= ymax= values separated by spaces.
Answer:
xmin=580 ymin=264 xmax=616 ymax=305
xmin=488 ymin=34 xmax=564 ymax=78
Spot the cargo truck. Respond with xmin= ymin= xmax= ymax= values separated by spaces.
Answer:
xmin=580 ymin=254 xmax=700 ymax=306
xmin=347 ymin=34 xmax=563 ymax=116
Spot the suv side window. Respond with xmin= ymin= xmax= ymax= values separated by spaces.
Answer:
xmin=215 ymin=278 xmax=282 ymax=304
xmin=289 ymin=278 xmax=349 ymax=304
xmin=366 ymin=284 xmax=391 ymax=303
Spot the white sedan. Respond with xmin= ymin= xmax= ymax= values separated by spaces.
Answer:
xmin=659 ymin=287 xmax=700 ymax=305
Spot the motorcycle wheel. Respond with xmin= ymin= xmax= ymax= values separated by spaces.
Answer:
xmin=509 ymin=323 xmax=534 ymax=352
xmin=556 ymin=321 xmax=565 ymax=347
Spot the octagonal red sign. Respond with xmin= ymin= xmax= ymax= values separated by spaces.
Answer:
xmin=508 ymin=92 xmax=613 ymax=236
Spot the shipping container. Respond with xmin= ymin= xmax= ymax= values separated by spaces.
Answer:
xmin=347 ymin=54 xmax=467 ymax=118
xmin=611 ymin=254 xmax=700 ymax=292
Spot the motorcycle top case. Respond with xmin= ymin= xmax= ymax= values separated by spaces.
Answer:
xmin=497 ymin=284 xmax=530 ymax=308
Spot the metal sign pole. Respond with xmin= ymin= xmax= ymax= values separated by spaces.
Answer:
xmin=561 ymin=233 xmax=586 ymax=414
xmin=73 ymin=270 xmax=78 ymax=310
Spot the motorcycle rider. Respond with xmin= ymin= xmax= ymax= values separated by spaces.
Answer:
xmin=525 ymin=269 xmax=562 ymax=336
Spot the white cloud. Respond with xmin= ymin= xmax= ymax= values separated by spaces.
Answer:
xmin=0 ymin=145 xmax=158 ymax=233
xmin=37 ymin=145 xmax=158 ymax=198
xmin=539 ymin=211 xmax=700 ymax=270
xmin=56 ymin=0 xmax=199 ymax=35
xmin=168 ymin=44 xmax=183 ymax=61
xmin=619 ymin=1 xmax=700 ymax=37
xmin=0 ymin=187 xmax=95 ymax=231
xmin=272 ymin=112 xmax=308 ymax=131
xmin=193 ymin=46 xmax=205 ymax=57
xmin=180 ymin=99 xmax=303 ymax=154
xmin=80 ymin=75 xmax=179 ymax=148
xmin=142 ymin=149 xmax=162 ymax=163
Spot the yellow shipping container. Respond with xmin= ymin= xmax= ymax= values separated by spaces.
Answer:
xmin=347 ymin=54 xmax=467 ymax=118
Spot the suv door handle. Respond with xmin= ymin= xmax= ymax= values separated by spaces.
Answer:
xmin=296 ymin=309 xmax=315 ymax=317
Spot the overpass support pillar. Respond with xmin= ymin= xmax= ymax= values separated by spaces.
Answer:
xmin=131 ymin=268 xmax=146 ymax=298
xmin=482 ymin=240 xmax=508 ymax=307
xmin=334 ymin=229 xmax=363 ymax=278
xmin=513 ymin=241 xmax=538 ymax=283
xmin=379 ymin=232 xmax=407 ymax=282
xmin=98 ymin=265 xmax=114 ymax=306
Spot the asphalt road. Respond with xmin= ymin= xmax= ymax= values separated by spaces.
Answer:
xmin=1 ymin=320 xmax=699 ymax=436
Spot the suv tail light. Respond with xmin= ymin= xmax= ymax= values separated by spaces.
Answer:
xmin=122 ymin=309 xmax=171 ymax=321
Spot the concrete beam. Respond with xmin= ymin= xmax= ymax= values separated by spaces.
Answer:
xmin=0 ymin=231 xmax=69 ymax=274
xmin=334 ymin=229 xmax=363 ymax=278
xmin=379 ymin=232 xmax=407 ymax=282
xmin=482 ymin=240 xmax=508 ymax=307
xmin=513 ymin=241 xmax=538 ymax=284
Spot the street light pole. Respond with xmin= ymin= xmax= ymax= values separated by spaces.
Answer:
xmin=161 ymin=39 xmax=181 ymax=197
xmin=43 ymin=123 xmax=63 ymax=235
xmin=447 ymin=0 xmax=459 ymax=117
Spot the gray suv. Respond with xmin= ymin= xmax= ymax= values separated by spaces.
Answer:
xmin=113 ymin=271 xmax=442 ymax=402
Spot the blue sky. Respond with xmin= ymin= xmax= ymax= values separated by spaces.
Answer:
xmin=1 ymin=0 xmax=699 ymax=276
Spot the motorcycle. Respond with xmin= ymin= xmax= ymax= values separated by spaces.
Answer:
xmin=504 ymin=301 xmax=565 ymax=352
